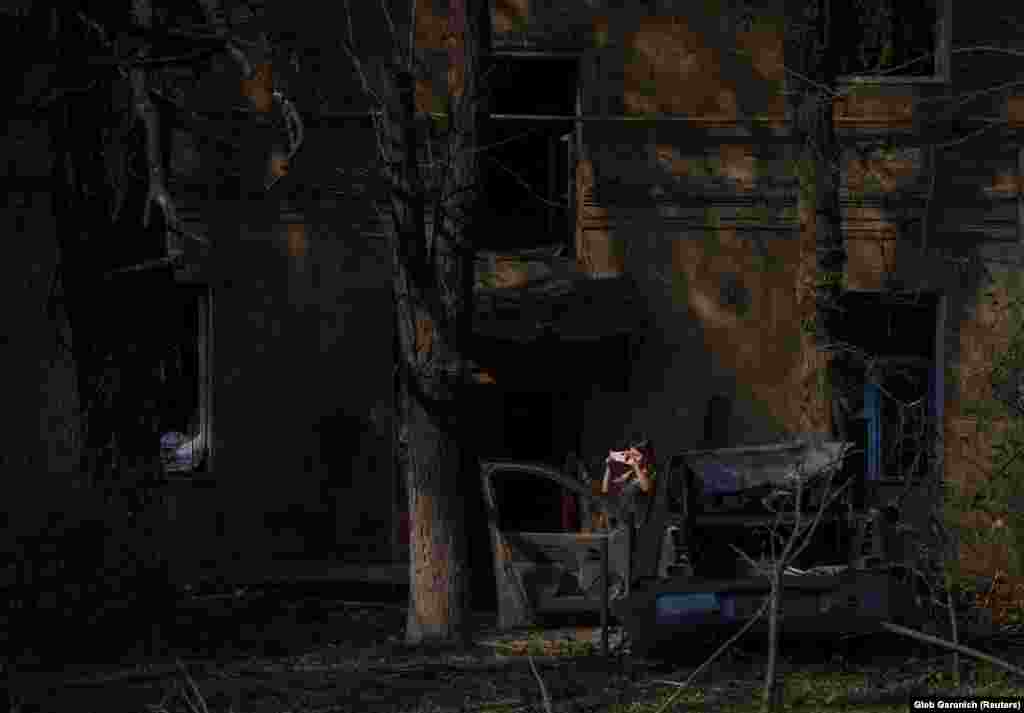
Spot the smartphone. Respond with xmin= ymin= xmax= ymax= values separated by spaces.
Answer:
xmin=607 ymin=450 xmax=631 ymax=464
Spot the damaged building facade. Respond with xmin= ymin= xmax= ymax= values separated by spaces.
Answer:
xmin=430 ymin=0 xmax=1024 ymax=586
xmin=5 ymin=0 xmax=1024 ymax=595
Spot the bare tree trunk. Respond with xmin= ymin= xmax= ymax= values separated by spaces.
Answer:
xmin=810 ymin=88 xmax=844 ymax=337
xmin=48 ymin=6 xmax=132 ymax=491
xmin=385 ymin=59 xmax=464 ymax=645
xmin=761 ymin=575 xmax=783 ymax=712
xmin=386 ymin=0 xmax=488 ymax=645
xmin=786 ymin=0 xmax=845 ymax=343
xmin=759 ymin=2 xmax=845 ymax=698
xmin=402 ymin=379 xmax=471 ymax=644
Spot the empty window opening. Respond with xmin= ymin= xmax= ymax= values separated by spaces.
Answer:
xmin=827 ymin=292 xmax=938 ymax=484
xmin=158 ymin=285 xmax=213 ymax=474
xmin=484 ymin=56 xmax=578 ymax=251
xmin=834 ymin=0 xmax=947 ymax=81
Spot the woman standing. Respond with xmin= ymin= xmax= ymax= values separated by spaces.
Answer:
xmin=601 ymin=439 xmax=656 ymax=527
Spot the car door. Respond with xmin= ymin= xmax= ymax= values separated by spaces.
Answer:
xmin=480 ymin=462 xmax=628 ymax=628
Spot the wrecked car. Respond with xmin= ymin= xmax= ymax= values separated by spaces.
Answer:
xmin=482 ymin=438 xmax=930 ymax=656
xmin=617 ymin=439 xmax=931 ymax=657
xmin=480 ymin=458 xmax=689 ymax=630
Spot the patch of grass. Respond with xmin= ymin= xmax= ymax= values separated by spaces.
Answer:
xmin=734 ymin=295 xmax=751 ymax=319
xmin=863 ymin=172 xmax=884 ymax=194
xmin=613 ymin=669 xmax=917 ymax=713
xmin=670 ymin=269 xmax=689 ymax=308
xmin=703 ymin=0 xmax=724 ymax=18
xmin=704 ymin=207 xmax=721 ymax=252
xmin=509 ymin=14 xmax=530 ymax=34
xmin=704 ymin=155 xmax=722 ymax=177
xmin=607 ymin=659 xmax=1024 ymax=713
xmin=781 ymin=329 xmax=803 ymax=357
xmin=972 ymin=661 xmax=1020 ymax=693
xmin=736 ymin=204 xmax=771 ymax=225
xmin=496 ymin=629 xmax=596 ymax=658
xmin=756 ymin=252 xmax=785 ymax=273
xmin=527 ymin=628 xmax=545 ymax=657
xmin=751 ymin=13 xmax=785 ymax=35
xmin=784 ymin=669 xmax=868 ymax=707
xmin=1005 ymin=269 xmax=1023 ymax=294
xmin=786 ymin=156 xmax=816 ymax=203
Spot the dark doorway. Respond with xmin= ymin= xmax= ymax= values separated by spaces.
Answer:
xmin=503 ymin=392 xmax=555 ymax=461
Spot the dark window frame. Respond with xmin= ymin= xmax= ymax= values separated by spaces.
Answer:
xmin=485 ymin=51 xmax=581 ymax=255
xmin=159 ymin=284 xmax=214 ymax=476
xmin=864 ymin=356 xmax=935 ymax=484
xmin=828 ymin=290 xmax=945 ymax=485
xmin=837 ymin=0 xmax=952 ymax=86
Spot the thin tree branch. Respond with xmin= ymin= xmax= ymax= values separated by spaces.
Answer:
xmin=789 ymin=474 xmax=854 ymax=563
xmin=31 ymin=81 xmax=102 ymax=112
xmin=175 ymin=659 xmax=211 ymax=713
xmin=195 ymin=0 xmax=253 ymax=78
xmin=469 ymin=126 xmax=548 ymax=154
xmin=341 ymin=0 xmax=385 ymax=108
xmin=485 ymin=156 xmax=567 ymax=209
xmin=379 ymin=0 xmax=397 ymax=46
xmin=918 ymin=78 xmax=1024 ymax=108
xmin=126 ymin=8 xmax=184 ymax=263
xmin=935 ymin=120 xmax=1005 ymax=150
xmin=848 ymin=51 xmax=936 ymax=78
xmin=785 ymin=65 xmax=840 ymax=99
xmin=129 ymin=48 xmax=223 ymax=67
xmin=75 ymin=10 xmax=112 ymax=48
xmin=727 ymin=46 xmax=838 ymax=98
xmin=881 ymin=621 xmax=1024 ymax=680
xmin=527 ymin=654 xmax=554 ymax=713
xmin=653 ymin=594 xmax=772 ymax=713
xmin=952 ymin=45 xmax=1024 ymax=61
xmin=407 ymin=0 xmax=416 ymax=73
xmin=265 ymin=90 xmax=306 ymax=191
xmin=918 ymin=142 xmax=937 ymax=256
xmin=102 ymin=256 xmax=180 ymax=279
xmin=761 ymin=45 xmax=1024 ymax=116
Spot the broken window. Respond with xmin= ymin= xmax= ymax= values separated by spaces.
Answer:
xmin=158 ymin=285 xmax=213 ymax=474
xmin=866 ymin=358 xmax=933 ymax=483
xmin=483 ymin=54 xmax=578 ymax=252
xmin=834 ymin=0 xmax=950 ymax=82
xmin=827 ymin=292 xmax=940 ymax=485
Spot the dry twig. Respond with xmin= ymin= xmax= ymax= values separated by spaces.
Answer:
xmin=527 ymin=653 xmax=554 ymax=713
xmin=881 ymin=621 xmax=1024 ymax=681
xmin=652 ymin=594 xmax=772 ymax=713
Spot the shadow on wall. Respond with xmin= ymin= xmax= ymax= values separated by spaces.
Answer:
xmin=311 ymin=408 xmax=392 ymax=557
xmin=701 ymin=394 xmax=732 ymax=449
xmin=312 ymin=409 xmax=384 ymax=485
xmin=893 ymin=226 xmax=997 ymax=409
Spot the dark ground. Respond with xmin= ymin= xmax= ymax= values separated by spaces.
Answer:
xmin=7 ymin=580 xmax=1024 ymax=713
xmin=6 ymin=580 xmax=644 ymax=713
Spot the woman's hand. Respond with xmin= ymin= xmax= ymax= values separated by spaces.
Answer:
xmin=605 ymin=447 xmax=652 ymax=491
xmin=625 ymin=447 xmax=652 ymax=492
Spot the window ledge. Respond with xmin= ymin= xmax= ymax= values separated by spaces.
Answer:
xmin=157 ymin=474 xmax=218 ymax=488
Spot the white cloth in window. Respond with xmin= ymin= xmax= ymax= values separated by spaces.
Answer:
xmin=161 ymin=431 xmax=206 ymax=471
